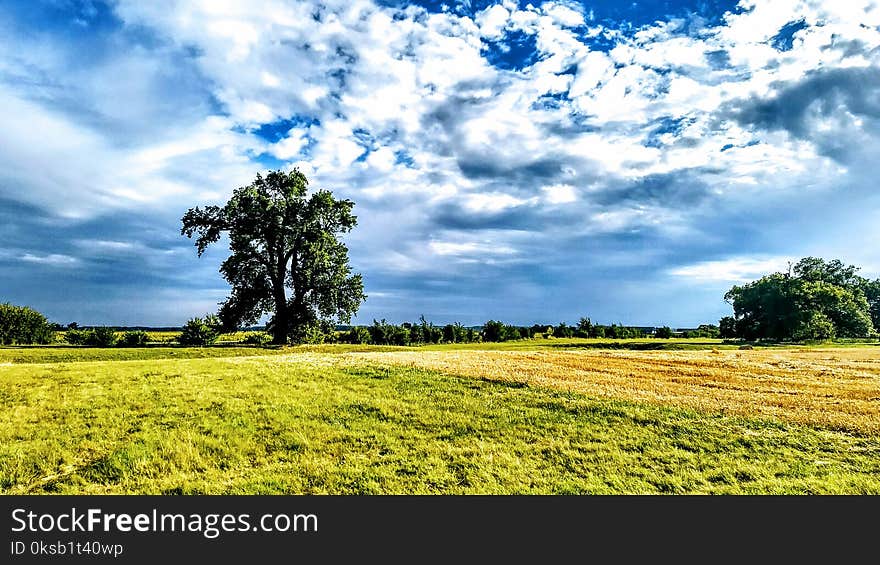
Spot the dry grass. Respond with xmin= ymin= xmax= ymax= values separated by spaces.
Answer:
xmin=341 ymin=347 xmax=880 ymax=434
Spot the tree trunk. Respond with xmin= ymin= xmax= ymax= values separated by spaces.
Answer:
xmin=271 ymin=278 xmax=289 ymax=345
xmin=272 ymin=302 xmax=288 ymax=345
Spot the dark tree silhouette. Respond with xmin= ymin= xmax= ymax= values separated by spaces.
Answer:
xmin=181 ymin=169 xmax=365 ymax=344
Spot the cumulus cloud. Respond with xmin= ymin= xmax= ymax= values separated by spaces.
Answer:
xmin=3 ymin=0 xmax=880 ymax=326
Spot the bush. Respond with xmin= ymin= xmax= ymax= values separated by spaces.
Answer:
xmin=340 ymin=326 xmax=371 ymax=344
xmin=87 ymin=327 xmax=118 ymax=347
xmin=178 ymin=316 xmax=220 ymax=346
xmin=64 ymin=328 xmax=91 ymax=345
xmin=119 ymin=330 xmax=149 ymax=347
xmin=655 ymin=326 xmax=673 ymax=339
xmin=0 ymin=303 xmax=55 ymax=345
xmin=242 ymin=332 xmax=271 ymax=346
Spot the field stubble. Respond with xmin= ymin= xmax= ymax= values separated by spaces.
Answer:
xmin=340 ymin=347 xmax=880 ymax=434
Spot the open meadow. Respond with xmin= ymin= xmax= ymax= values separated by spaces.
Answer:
xmin=2 ymin=340 xmax=880 ymax=494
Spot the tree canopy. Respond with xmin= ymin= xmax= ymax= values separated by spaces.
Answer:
xmin=722 ymin=257 xmax=879 ymax=341
xmin=181 ymin=169 xmax=365 ymax=344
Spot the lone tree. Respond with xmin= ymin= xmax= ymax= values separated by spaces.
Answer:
xmin=181 ymin=169 xmax=366 ymax=344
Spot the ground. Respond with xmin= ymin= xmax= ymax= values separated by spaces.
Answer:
xmin=2 ymin=339 xmax=879 ymax=494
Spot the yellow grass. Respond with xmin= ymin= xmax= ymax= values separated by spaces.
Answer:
xmin=339 ymin=347 xmax=880 ymax=434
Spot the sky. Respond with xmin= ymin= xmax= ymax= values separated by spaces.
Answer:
xmin=2 ymin=0 xmax=880 ymax=328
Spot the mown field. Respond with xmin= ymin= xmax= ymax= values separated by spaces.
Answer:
xmin=2 ymin=340 xmax=879 ymax=494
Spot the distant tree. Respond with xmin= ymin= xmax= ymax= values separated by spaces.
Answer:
xmin=655 ymin=326 xmax=673 ymax=339
xmin=482 ymin=320 xmax=505 ymax=342
xmin=863 ymin=278 xmax=880 ymax=331
xmin=555 ymin=322 xmax=574 ymax=338
xmin=576 ymin=317 xmax=592 ymax=337
xmin=181 ymin=169 xmax=365 ymax=345
xmin=724 ymin=257 xmax=875 ymax=341
xmin=0 ymin=304 xmax=55 ymax=345
xmin=442 ymin=324 xmax=455 ymax=343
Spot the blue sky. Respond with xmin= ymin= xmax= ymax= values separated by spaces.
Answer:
xmin=2 ymin=0 xmax=880 ymax=327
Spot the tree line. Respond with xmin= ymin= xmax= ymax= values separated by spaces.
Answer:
xmin=337 ymin=317 xmax=659 ymax=345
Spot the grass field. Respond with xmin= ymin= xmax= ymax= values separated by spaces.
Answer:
xmin=2 ymin=341 xmax=880 ymax=494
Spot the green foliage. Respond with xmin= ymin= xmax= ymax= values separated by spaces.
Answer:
xmin=241 ymin=332 xmax=272 ymax=346
xmin=88 ymin=327 xmax=119 ymax=347
xmin=683 ymin=325 xmax=720 ymax=339
xmin=64 ymin=328 xmax=91 ymax=345
xmin=118 ymin=331 xmax=149 ymax=347
xmin=554 ymin=322 xmax=574 ymax=338
xmin=0 ymin=303 xmax=55 ymax=345
xmin=65 ymin=327 xmax=120 ymax=348
xmin=481 ymin=320 xmax=506 ymax=342
xmin=178 ymin=316 xmax=221 ymax=346
xmin=791 ymin=311 xmax=836 ymax=342
xmin=340 ymin=326 xmax=371 ymax=344
xmin=655 ymin=326 xmax=673 ymax=339
xmin=724 ymin=257 xmax=876 ymax=341
xmin=862 ymin=279 xmax=880 ymax=333
xmin=297 ymin=324 xmax=329 ymax=344
xmin=181 ymin=169 xmax=366 ymax=345
xmin=719 ymin=316 xmax=737 ymax=339
xmin=64 ymin=327 xmax=121 ymax=347
xmin=368 ymin=319 xmax=411 ymax=346
xmin=576 ymin=317 xmax=592 ymax=337
xmin=480 ymin=320 xmax=533 ymax=342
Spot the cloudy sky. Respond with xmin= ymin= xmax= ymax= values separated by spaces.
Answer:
xmin=2 ymin=0 xmax=880 ymax=327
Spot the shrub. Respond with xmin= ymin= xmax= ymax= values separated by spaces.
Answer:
xmin=119 ymin=330 xmax=149 ymax=347
xmin=301 ymin=327 xmax=326 ymax=344
xmin=65 ymin=328 xmax=91 ymax=345
xmin=655 ymin=326 xmax=673 ymax=339
xmin=0 ymin=303 xmax=55 ymax=345
xmin=178 ymin=316 xmax=220 ymax=346
xmin=340 ymin=326 xmax=371 ymax=344
xmin=87 ymin=327 xmax=118 ymax=347
xmin=242 ymin=332 xmax=272 ymax=346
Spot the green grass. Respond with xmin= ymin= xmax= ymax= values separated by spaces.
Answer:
xmin=2 ymin=351 xmax=879 ymax=494
xmin=0 ymin=346 xmax=290 ymax=364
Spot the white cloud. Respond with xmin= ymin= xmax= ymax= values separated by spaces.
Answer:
xmin=5 ymin=0 xmax=880 ymax=325
xmin=20 ymin=253 xmax=79 ymax=266
xmin=429 ymin=241 xmax=517 ymax=256
xmin=476 ymin=4 xmax=509 ymax=39
xmin=541 ymin=184 xmax=577 ymax=204
xmin=669 ymin=257 xmax=795 ymax=283
xmin=461 ymin=193 xmax=537 ymax=214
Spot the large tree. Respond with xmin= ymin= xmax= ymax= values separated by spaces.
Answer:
xmin=723 ymin=257 xmax=875 ymax=341
xmin=181 ymin=169 xmax=366 ymax=344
